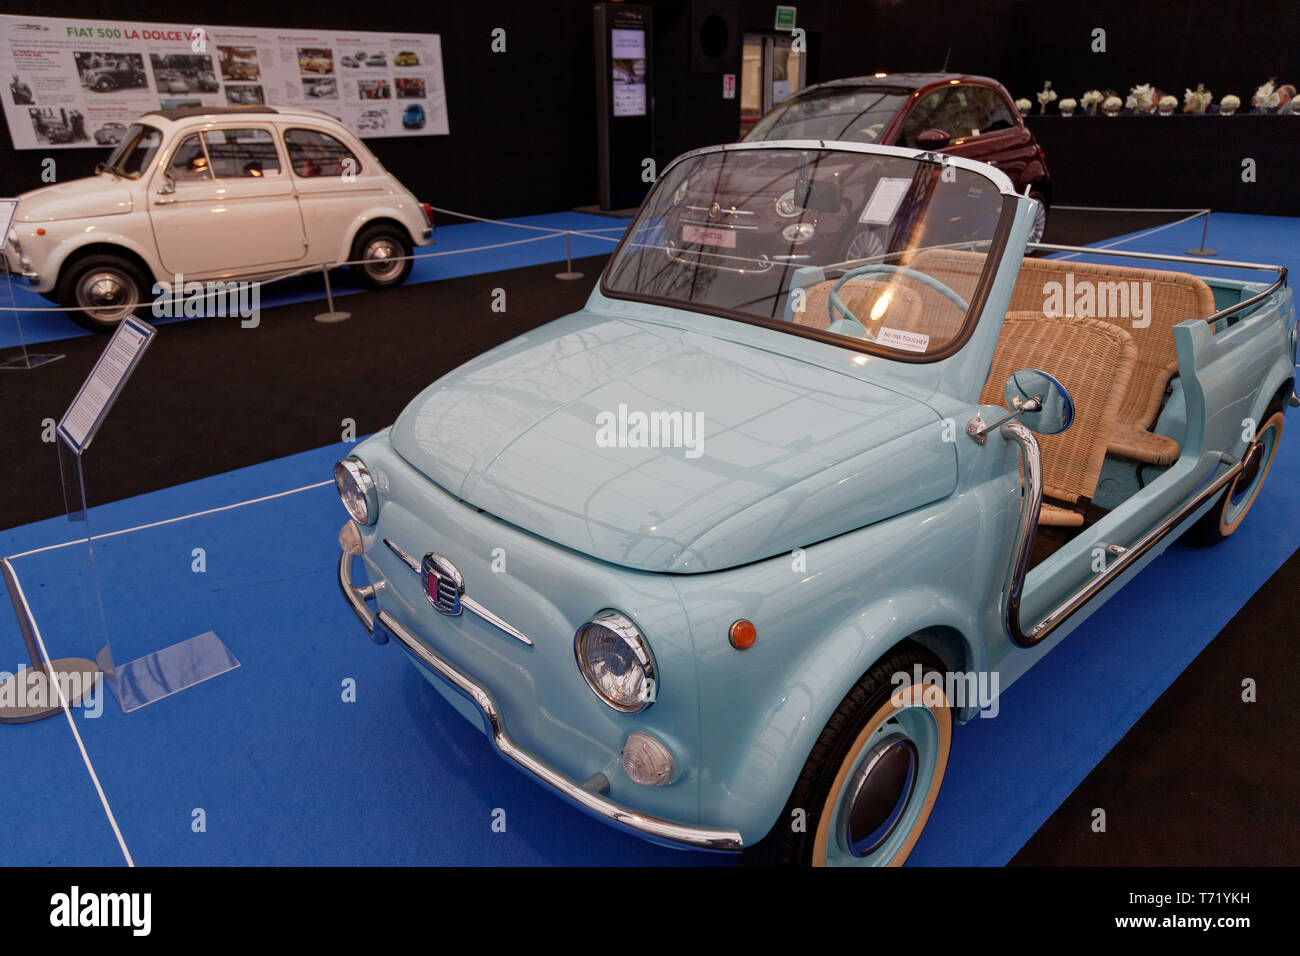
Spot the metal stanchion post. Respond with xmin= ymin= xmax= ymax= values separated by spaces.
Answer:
xmin=555 ymin=231 xmax=584 ymax=280
xmin=1187 ymin=210 xmax=1217 ymax=256
xmin=314 ymin=264 xmax=351 ymax=323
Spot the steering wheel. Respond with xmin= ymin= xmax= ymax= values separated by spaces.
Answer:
xmin=827 ymin=264 xmax=969 ymax=342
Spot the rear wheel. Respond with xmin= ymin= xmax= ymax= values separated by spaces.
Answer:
xmin=745 ymin=643 xmax=952 ymax=867
xmin=57 ymin=254 xmax=148 ymax=332
xmin=350 ymin=224 xmax=413 ymax=288
xmin=1189 ymin=400 xmax=1284 ymax=544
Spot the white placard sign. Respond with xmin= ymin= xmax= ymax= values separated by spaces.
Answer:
xmin=859 ymin=177 xmax=911 ymax=224
xmin=0 ymin=14 xmax=448 ymax=149
xmin=58 ymin=315 xmax=155 ymax=452
xmin=0 ymin=198 xmax=16 ymax=237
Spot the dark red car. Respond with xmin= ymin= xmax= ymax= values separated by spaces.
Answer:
xmin=745 ymin=72 xmax=1051 ymax=241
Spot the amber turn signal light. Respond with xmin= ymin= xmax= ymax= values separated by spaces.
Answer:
xmin=729 ymin=619 xmax=757 ymax=650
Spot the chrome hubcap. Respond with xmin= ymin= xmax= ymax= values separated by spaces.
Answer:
xmin=843 ymin=734 xmax=918 ymax=858
xmin=77 ymin=270 xmax=133 ymax=320
xmin=1029 ymin=202 xmax=1047 ymax=243
xmin=363 ymin=238 xmax=402 ymax=280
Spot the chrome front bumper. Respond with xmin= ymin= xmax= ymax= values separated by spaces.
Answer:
xmin=338 ymin=548 xmax=745 ymax=853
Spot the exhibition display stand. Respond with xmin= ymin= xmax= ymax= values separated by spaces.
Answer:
xmin=2 ymin=315 xmax=241 ymax=721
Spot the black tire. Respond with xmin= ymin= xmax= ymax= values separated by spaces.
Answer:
xmin=57 ymin=253 xmax=149 ymax=332
xmin=744 ymin=642 xmax=953 ymax=867
xmin=1187 ymin=398 xmax=1284 ymax=545
xmin=1028 ymin=188 xmax=1049 ymax=244
xmin=349 ymin=223 xmax=413 ymax=288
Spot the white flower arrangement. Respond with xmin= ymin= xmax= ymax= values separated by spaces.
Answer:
xmin=1015 ymin=97 xmax=1031 ymax=115
xmin=1183 ymin=84 xmax=1213 ymax=113
xmin=1080 ymin=89 xmax=1103 ymax=114
xmin=1125 ymin=94 xmax=1138 ymax=111
xmin=1220 ymin=93 xmax=1241 ymax=115
xmin=1253 ymin=80 xmax=1280 ymax=111
xmin=1129 ymin=83 xmax=1157 ymax=112
xmin=1036 ymin=81 xmax=1057 ymax=113
xmin=1158 ymin=94 xmax=1178 ymax=115
xmin=1102 ymin=95 xmax=1123 ymax=116
xmin=1059 ymin=97 xmax=1078 ymax=116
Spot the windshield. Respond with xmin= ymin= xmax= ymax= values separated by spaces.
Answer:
xmin=104 ymin=124 xmax=162 ymax=178
xmin=602 ymin=145 xmax=1008 ymax=358
xmin=745 ymin=86 xmax=910 ymax=143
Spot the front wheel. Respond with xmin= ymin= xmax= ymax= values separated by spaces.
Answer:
xmin=1189 ymin=400 xmax=1284 ymax=544
xmin=746 ymin=643 xmax=952 ymax=867
xmin=349 ymin=224 xmax=413 ymax=288
xmin=1028 ymin=189 xmax=1049 ymax=244
xmin=57 ymin=254 xmax=148 ymax=332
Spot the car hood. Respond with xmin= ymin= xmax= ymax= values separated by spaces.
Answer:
xmin=17 ymin=177 xmax=133 ymax=222
xmin=389 ymin=311 xmax=956 ymax=573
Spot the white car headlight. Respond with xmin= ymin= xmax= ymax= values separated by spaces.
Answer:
xmin=574 ymin=610 xmax=657 ymax=713
xmin=334 ymin=456 xmax=378 ymax=526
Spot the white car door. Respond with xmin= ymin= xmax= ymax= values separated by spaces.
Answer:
xmin=148 ymin=125 xmax=308 ymax=277
xmin=280 ymin=125 xmax=389 ymax=262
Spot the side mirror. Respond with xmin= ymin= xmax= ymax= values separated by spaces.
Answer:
xmin=1003 ymin=368 xmax=1074 ymax=435
xmin=915 ymin=127 xmax=951 ymax=150
xmin=157 ymin=173 xmax=175 ymax=195
xmin=966 ymin=367 xmax=1074 ymax=444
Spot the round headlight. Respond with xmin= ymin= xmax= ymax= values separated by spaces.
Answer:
xmin=774 ymin=188 xmax=801 ymax=218
xmin=574 ymin=610 xmax=657 ymax=713
xmin=782 ymin=222 xmax=816 ymax=242
xmin=334 ymin=457 xmax=377 ymax=526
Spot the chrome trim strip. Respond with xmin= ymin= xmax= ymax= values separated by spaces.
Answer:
xmin=681 ymin=218 xmax=760 ymax=231
xmin=384 ymin=537 xmax=421 ymax=572
xmin=384 ymin=537 xmax=533 ymax=647
xmin=1001 ymin=425 xmax=1262 ymax=648
xmin=371 ymin=606 xmax=744 ymax=852
xmin=461 ymin=595 xmax=534 ymax=647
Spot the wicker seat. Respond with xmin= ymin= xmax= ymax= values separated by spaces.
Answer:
xmin=1010 ymin=258 xmax=1215 ymax=466
xmin=906 ymin=249 xmax=1213 ymax=467
xmin=792 ymin=278 xmax=922 ymax=334
xmin=981 ymin=312 xmax=1138 ymax=527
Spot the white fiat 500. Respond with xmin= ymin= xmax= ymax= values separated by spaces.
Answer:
xmin=3 ymin=105 xmax=434 ymax=330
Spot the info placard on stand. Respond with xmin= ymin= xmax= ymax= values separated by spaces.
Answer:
xmin=0 ymin=198 xmax=64 ymax=370
xmin=53 ymin=314 xmax=240 ymax=714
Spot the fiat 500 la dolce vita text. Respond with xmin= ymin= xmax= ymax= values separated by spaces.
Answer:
xmin=335 ymin=141 xmax=1294 ymax=865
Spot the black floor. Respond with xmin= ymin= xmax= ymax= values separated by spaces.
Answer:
xmin=4 ymin=207 xmax=1286 ymax=865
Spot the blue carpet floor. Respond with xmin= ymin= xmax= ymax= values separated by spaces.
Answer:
xmin=0 ymin=211 xmax=1296 ymax=866
xmin=0 ymin=210 xmax=628 ymax=349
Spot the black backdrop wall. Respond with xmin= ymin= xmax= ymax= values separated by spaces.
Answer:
xmin=2 ymin=1 xmax=1298 ymax=216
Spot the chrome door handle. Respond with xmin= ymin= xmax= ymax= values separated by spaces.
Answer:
xmin=155 ymin=198 xmax=176 ymax=205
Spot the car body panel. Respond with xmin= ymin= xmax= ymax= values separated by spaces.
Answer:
xmin=389 ymin=310 xmax=957 ymax=573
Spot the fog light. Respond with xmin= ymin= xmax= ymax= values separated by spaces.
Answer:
xmin=622 ymin=732 xmax=675 ymax=786
xmin=338 ymin=520 xmax=363 ymax=556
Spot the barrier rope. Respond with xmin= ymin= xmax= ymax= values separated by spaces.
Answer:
xmin=0 ymin=204 xmax=630 ymax=315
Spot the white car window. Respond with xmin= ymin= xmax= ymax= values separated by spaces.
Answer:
xmin=167 ymin=133 xmax=212 ymax=181
xmin=283 ymin=128 xmax=361 ymax=178
xmin=202 ymin=128 xmax=281 ymax=178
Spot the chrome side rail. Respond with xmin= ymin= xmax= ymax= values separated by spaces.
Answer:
xmin=1000 ymin=424 xmax=1262 ymax=648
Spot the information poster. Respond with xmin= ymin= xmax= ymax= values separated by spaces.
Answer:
xmin=609 ymin=27 xmax=646 ymax=117
xmin=0 ymin=14 xmax=449 ymax=149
